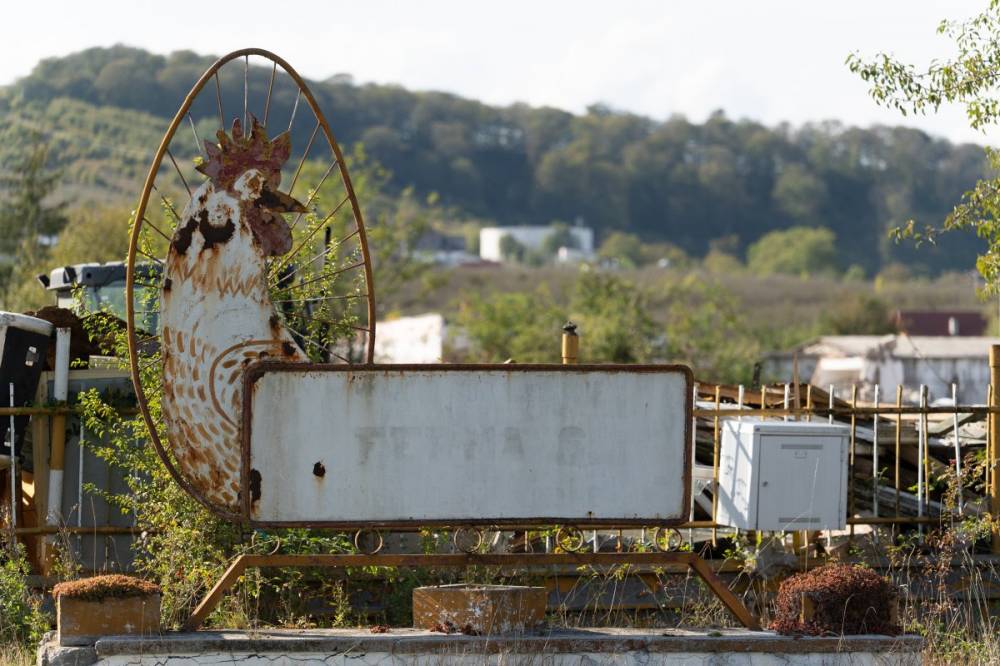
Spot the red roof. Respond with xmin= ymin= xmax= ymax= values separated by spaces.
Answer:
xmin=893 ymin=310 xmax=986 ymax=336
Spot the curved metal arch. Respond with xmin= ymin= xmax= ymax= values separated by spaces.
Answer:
xmin=126 ymin=48 xmax=376 ymax=520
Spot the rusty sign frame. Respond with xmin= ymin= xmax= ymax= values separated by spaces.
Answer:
xmin=183 ymin=551 xmax=759 ymax=631
xmin=239 ymin=361 xmax=695 ymax=530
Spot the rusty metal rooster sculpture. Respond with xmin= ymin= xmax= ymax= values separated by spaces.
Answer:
xmin=160 ymin=117 xmax=308 ymax=513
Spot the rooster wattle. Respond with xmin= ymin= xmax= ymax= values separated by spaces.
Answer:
xmin=160 ymin=117 xmax=307 ymax=514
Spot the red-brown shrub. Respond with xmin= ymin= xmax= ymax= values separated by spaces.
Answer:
xmin=771 ymin=564 xmax=898 ymax=636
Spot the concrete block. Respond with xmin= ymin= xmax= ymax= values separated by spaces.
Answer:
xmin=413 ymin=584 xmax=546 ymax=634
xmin=57 ymin=594 xmax=160 ymax=647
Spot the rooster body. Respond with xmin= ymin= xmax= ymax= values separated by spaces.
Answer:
xmin=160 ymin=118 xmax=306 ymax=514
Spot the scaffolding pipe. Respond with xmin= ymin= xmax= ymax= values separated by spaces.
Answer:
xmin=46 ymin=327 xmax=71 ymax=526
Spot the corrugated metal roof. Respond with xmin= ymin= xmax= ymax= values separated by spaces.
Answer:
xmin=797 ymin=335 xmax=1000 ymax=359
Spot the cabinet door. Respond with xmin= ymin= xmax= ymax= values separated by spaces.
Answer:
xmin=756 ymin=434 xmax=844 ymax=531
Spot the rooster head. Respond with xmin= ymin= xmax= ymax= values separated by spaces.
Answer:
xmin=196 ymin=116 xmax=305 ymax=257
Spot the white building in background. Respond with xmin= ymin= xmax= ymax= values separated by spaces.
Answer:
xmin=373 ymin=313 xmax=446 ymax=363
xmin=763 ymin=335 xmax=1000 ymax=404
xmin=479 ymin=226 xmax=594 ymax=262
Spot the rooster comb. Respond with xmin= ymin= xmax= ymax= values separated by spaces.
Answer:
xmin=196 ymin=116 xmax=292 ymax=189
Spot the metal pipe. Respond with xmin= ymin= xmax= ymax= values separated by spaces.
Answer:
xmin=849 ymin=384 xmax=857 ymax=539
xmin=8 ymin=383 xmax=15 ymax=528
xmin=917 ymin=385 xmax=925 ymax=534
xmin=46 ymin=327 xmax=70 ymax=526
xmin=990 ymin=345 xmax=1000 ymax=554
xmin=711 ymin=385 xmax=721 ymax=547
xmin=873 ymin=384 xmax=880 ymax=517
xmin=895 ymin=386 xmax=903 ymax=524
xmin=952 ymin=383 xmax=962 ymax=513
xmin=561 ymin=323 xmax=578 ymax=365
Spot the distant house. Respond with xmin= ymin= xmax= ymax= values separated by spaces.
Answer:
xmin=479 ymin=226 xmax=594 ymax=263
xmin=412 ymin=230 xmax=478 ymax=267
xmin=373 ymin=313 xmax=446 ymax=363
xmin=763 ymin=335 xmax=1000 ymax=403
xmin=892 ymin=309 xmax=987 ymax=336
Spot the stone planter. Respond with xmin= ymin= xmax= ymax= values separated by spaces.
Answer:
xmin=54 ymin=575 xmax=161 ymax=646
xmin=413 ymin=584 xmax=546 ymax=635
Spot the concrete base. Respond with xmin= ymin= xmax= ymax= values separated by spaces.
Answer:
xmin=412 ymin=584 xmax=546 ymax=633
xmin=37 ymin=627 xmax=923 ymax=665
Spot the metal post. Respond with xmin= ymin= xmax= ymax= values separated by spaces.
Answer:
xmin=952 ymin=383 xmax=962 ymax=513
xmin=561 ymin=322 xmax=578 ymax=365
xmin=849 ymin=384 xmax=857 ymax=539
xmin=894 ymin=385 xmax=903 ymax=538
xmin=828 ymin=385 xmax=835 ymax=424
xmin=873 ymin=384 xmax=880 ymax=517
xmin=990 ymin=346 xmax=1000 ymax=554
xmin=8 ymin=383 xmax=15 ymax=529
xmin=917 ymin=385 xmax=926 ymax=539
xmin=711 ymin=385 xmax=721 ymax=547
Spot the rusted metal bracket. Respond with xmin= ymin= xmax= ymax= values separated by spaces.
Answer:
xmin=183 ymin=551 xmax=760 ymax=631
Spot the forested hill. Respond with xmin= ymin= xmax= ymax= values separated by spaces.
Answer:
xmin=1 ymin=45 xmax=992 ymax=273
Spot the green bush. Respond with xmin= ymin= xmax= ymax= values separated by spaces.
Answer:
xmin=0 ymin=539 xmax=47 ymax=647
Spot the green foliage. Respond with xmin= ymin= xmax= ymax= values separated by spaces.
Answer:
xmin=0 ymin=539 xmax=47 ymax=647
xmin=849 ymin=2 xmax=1000 ymax=292
xmin=498 ymin=234 xmax=527 ymax=263
xmin=598 ymin=231 xmax=643 ymax=267
xmin=0 ymin=134 xmax=67 ymax=308
xmin=819 ymin=294 xmax=895 ymax=335
xmin=570 ymin=271 xmax=657 ymax=363
xmin=660 ymin=274 xmax=758 ymax=384
xmin=456 ymin=287 xmax=565 ymax=362
xmin=540 ymin=222 xmax=578 ymax=256
xmin=746 ymin=226 xmax=839 ymax=277
xmin=3 ymin=46 xmax=992 ymax=277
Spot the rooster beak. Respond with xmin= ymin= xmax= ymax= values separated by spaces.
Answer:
xmin=260 ymin=185 xmax=307 ymax=214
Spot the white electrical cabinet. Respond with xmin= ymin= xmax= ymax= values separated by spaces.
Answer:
xmin=716 ymin=420 xmax=849 ymax=531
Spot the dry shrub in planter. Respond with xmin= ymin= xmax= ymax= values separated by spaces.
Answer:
xmin=771 ymin=564 xmax=898 ymax=636
xmin=54 ymin=575 xmax=161 ymax=646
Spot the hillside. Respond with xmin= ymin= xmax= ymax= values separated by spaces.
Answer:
xmin=0 ymin=45 xmax=993 ymax=274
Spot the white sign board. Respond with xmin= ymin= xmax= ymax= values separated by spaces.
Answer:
xmin=244 ymin=364 xmax=692 ymax=527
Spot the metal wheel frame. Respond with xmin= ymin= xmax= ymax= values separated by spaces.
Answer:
xmin=126 ymin=48 xmax=376 ymax=518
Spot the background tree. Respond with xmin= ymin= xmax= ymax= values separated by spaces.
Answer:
xmin=598 ymin=231 xmax=644 ymax=267
xmin=746 ymin=226 xmax=839 ymax=277
xmin=540 ymin=221 xmax=578 ymax=256
xmin=3 ymin=46 xmax=992 ymax=277
xmin=569 ymin=271 xmax=657 ymax=363
xmin=848 ymin=1 xmax=1000 ymax=291
xmin=0 ymin=135 xmax=67 ymax=307
xmin=456 ymin=287 xmax=565 ymax=362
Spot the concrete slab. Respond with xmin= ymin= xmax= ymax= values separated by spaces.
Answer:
xmin=38 ymin=627 xmax=923 ymax=665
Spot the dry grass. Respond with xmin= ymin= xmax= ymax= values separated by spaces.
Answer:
xmin=0 ymin=643 xmax=34 ymax=666
xmin=52 ymin=574 xmax=160 ymax=602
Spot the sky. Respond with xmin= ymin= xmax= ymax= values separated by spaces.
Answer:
xmin=2 ymin=1 xmax=994 ymax=145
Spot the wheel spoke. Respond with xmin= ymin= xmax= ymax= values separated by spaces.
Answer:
xmin=166 ymin=149 xmax=191 ymax=197
xmin=279 ymin=195 xmax=351 ymax=271
xmin=151 ymin=184 xmax=182 ymax=223
xmin=142 ymin=218 xmax=173 ymax=243
xmin=187 ymin=113 xmax=204 ymax=157
xmin=276 ymin=259 xmax=365 ymax=293
xmin=273 ymin=293 xmax=366 ymax=304
xmin=136 ymin=248 xmax=164 ymax=265
xmin=243 ymin=55 xmax=249 ymax=129
xmin=263 ymin=62 xmax=277 ymax=127
xmin=287 ymin=89 xmax=301 ymax=132
xmin=268 ymin=228 xmax=360 ymax=288
xmin=287 ymin=121 xmax=320 ymax=196
xmin=288 ymin=159 xmax=339 ymax=232
xmin=214 ymin=72 xmax=225 ymax=128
